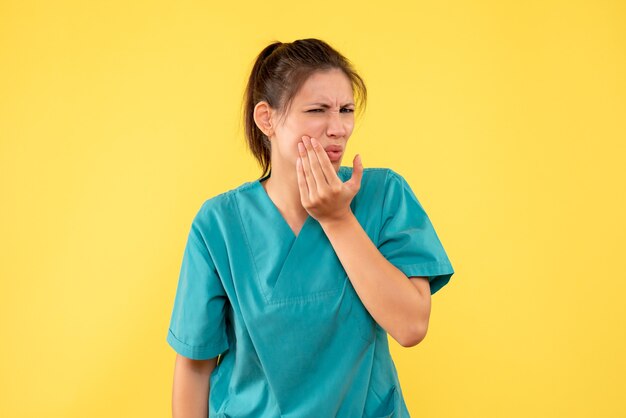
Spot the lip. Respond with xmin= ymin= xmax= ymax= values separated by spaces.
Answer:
xmin=324 ymin=145 xmax=344 ymax=152
xmin=325 ymin=150 xmax=343 ymax=162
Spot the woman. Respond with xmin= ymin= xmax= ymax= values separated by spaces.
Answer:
xmin=167 ymin=38 xmax=455 ymax=418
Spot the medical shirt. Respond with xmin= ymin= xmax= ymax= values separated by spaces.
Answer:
xmin=167 ymin=166 xmax=455 ymax=417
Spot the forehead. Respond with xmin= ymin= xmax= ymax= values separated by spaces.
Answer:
xmin=294 ymin=69 xmax=354 ymax=103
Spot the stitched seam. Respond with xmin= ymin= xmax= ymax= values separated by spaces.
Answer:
xmin=266 ymin=285 xmax=343 ymax=306
xmin=399 ymin=260 xmax=453 ymax=268
xmin=376 ymin=168 xmax=392 ymax=247
xmin=168 ymin=328 xmax=223 ymax=350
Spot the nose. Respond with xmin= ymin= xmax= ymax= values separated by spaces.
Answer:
xmin=326 ymin=110 xmax=347 ymax=138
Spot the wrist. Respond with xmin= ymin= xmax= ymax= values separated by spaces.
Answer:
xmin=319 ymin=209 xmax=356 ymax=231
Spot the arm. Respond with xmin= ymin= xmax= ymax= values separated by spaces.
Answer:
xmin=172 ymin=354 xmax=217 ymax=418
xmin=321 ymin=214 xmax=431 ymax=347
xmin=295 ymin=136 xmax=431 ymax=347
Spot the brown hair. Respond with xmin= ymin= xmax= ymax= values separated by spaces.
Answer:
xmin=241 ymin=38 xmax=367 ymax=179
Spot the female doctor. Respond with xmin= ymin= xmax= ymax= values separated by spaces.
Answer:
xmin=167 ymin=38 xmax=455 ymax=417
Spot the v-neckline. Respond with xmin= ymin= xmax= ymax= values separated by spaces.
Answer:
xmin=253 ymin=166 xmax=349 ymax=240
xmin=238 ymin=166 xmax=351 ymax=304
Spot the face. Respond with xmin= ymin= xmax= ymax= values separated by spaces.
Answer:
xmin=262 ymin=68 xmax=355 ymax=173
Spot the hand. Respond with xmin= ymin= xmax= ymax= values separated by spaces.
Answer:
xmin=295 ymin=135 xmax=363 ymax=224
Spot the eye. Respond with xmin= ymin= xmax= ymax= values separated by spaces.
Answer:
xmin=306 ymin=108 xmax=354 ymax=113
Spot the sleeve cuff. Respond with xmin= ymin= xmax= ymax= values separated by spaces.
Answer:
xmin=395 ymin=261 xmax=455 ymax=295
xmin=166 ymin=329 xmax=229 ymax=360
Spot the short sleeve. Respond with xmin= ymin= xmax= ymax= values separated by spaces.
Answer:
xmin=166 ymin=208 xmax=230 ymax=360
xmin=377 ymin=169 xmax=455 ymax=295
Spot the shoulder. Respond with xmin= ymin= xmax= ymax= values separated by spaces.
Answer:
xmin=339 ymin=165 xmax=409 ymax=193
xmin=190 ymin=179 xmax=254 ymax=230
xmin=199 ymin=177 xmax=261 ymax=212
xmin=351 ymin=166 xmax=423 ymax=213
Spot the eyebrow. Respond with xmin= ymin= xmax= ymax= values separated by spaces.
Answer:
xmin=306 ymin=102 xmax=355 ymax=108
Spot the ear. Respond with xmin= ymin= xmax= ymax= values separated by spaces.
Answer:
xmin=253 ymin=101 xmax=275 ymax=137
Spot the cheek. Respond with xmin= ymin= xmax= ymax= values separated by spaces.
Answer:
xmin=307 ymin=119 xmax=326 ymax=133
xmin=288 ymin=115 xmax=324 ymax=133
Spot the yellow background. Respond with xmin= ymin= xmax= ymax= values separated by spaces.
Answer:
xmin=1 ymin=0 xmax=624 ymax=417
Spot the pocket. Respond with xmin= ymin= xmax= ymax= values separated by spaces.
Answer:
xmin=365 ymin=385 xmax=399 ymax=418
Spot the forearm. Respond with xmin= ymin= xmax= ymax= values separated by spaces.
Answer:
xmin=172 ymin=355 xmax=216 ymax=418
xmin=320 ymin=212 xmax=429 ymax=346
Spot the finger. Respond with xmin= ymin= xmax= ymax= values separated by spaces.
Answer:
xmin=301 ymin=136 xmax=326 ymax=192
xmin=295 ymin=156 xmax=310 ymax=207
xmin=298 ymin=140 xmax=317 ymax=201
xmin=346 ymin=154 xmax=363 ymax=192
xmin=310 ymin=136 xmax=341 ymax=188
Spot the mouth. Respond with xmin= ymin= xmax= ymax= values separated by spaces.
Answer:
xmin=325 ymin=149 xmax=343 ymax=162
xmin=321 ymin=144 xmax=344 ymax=162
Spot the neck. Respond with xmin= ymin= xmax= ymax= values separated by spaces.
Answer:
xmin=262 ymin=162 xmax=309 ymax=221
